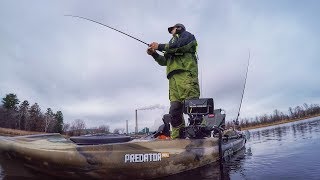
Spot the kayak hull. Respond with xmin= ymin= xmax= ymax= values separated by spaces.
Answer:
xmin=0 ymin=133 xmax=245 ymax=179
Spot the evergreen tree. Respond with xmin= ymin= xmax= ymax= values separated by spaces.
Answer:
xmin=1 ymin=93 xmax=20 ymax=128
xmin=2 ymin=93 xmax=20 ymax=110
xmin=28 ymin=103 xmax=42 ymax=131
xmin=54 ymin=111 xmax=63 ymax=133
xmin=18 ymin=100 xmax=30 ymax=130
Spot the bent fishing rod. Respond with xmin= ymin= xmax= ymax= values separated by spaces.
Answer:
xmin=64 ymin=15 xmax=149 ymax=46
xmin=235 ymin=50 xmax=251 ymax=126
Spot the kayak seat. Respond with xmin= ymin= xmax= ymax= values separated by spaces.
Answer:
xmin=70 ymin=134 xmax=132 ymax=145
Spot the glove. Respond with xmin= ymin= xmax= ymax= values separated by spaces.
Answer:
xmin=147 ymin=47 xmax=155 ymax=55
xmin=149 ymin=42 xmax=159 ymax=50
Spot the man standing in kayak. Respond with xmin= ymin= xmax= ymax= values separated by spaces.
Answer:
xmin=147 ymin=23 xmax=200 ymax=139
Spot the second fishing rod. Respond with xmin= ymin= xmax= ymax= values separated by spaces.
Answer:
xmin=234 ymin=50 xmax=251 ymax=130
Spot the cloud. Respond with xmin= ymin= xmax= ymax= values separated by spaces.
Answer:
xmin=0 ymin=1 xmax=319 ymax=132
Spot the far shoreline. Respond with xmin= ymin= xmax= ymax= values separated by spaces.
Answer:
xmin=241 ymin=114 xmax=320 ymax=131
xmin=1 ymin=114 xmax=320 ymax=136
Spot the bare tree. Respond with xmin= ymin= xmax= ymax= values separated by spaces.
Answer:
xmin=98 ymin=125 xmax=110 ymax=134
xmin=119 ymin=128 xmax=125 ymax=134
xmin=18 ymin=100 xmax=30 ymax=130
xmin=273 ymin=109 xmax=280 ymax=122
xmin=113 ymin=128 xmax=120 ymax=134
xmin=44 ymin=108 xmax=55 ymax=132
xmin=113 ymin=128 xmax=125 ymax=134
xmin=294 ymin=106 xmax=303 ymax=118
xmin=62 ymin=123 xmax=70 ymax=134
xmin=288 ymin=107 xmax=294 ymax=119
xmin=70 ymin=119 xmax=86 ymax=136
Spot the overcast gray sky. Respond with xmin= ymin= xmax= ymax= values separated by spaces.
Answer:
xmin=1 ymin=0 xmax=319 ymax=132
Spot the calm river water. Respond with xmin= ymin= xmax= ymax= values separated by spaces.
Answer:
xmin=1 ymin=116 xmax=320 ymax=179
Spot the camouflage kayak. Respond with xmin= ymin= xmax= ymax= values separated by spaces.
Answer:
xmin=0 ymin=132 xmax=246 ymax=179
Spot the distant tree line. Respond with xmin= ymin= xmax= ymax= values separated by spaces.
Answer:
xmin=0 ymin=93 xmax=63 ymax=133
xmin=227 ymin=103 xmax=320 ymax=128
xmin=0 ymin=93 xmax=124 ymax=136
xmin=63 ymin=120 xmax=112 ymax=136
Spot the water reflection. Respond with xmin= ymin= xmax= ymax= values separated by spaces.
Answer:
xmin=158 ymin=146 xmax=252 ymax=180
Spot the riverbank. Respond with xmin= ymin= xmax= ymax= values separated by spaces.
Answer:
xmin=0 ymin=127 xmax=43 ymax=136
xmin=241 ymin=114 xmax=320 ymax=130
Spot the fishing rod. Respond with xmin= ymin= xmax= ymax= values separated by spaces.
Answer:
xmin=235 ymin=50 xmax=251 ymax=126
xmin=64 ymin=15 xmax=149 ymax=46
